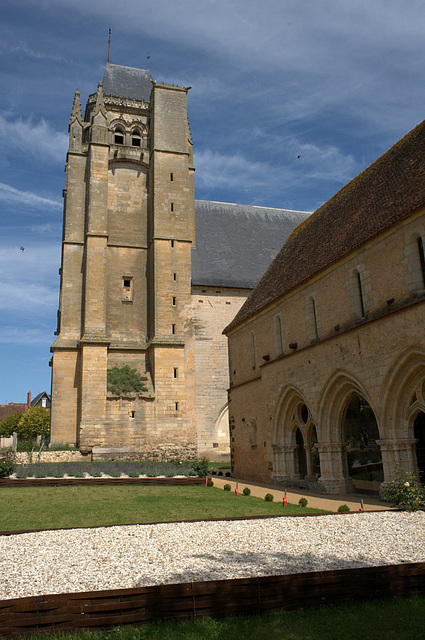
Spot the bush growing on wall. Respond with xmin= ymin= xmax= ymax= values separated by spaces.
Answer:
xmin=107 ymin=365 xmax=148 ymax=396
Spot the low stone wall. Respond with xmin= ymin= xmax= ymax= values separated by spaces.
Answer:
xmin=14 ymin=451 xmax=89 ymax=464
xmin=13 ymin=444 xmax=198 ymax=465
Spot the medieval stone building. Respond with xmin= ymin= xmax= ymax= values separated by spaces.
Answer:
xmin=50 ymin=63 xmax=308 ymax=459
xmin=225 ymin=119 xmax=425 ymax=493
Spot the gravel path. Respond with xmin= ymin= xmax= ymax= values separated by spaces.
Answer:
xmin=1 ymin=512 xmax=424 ymax=601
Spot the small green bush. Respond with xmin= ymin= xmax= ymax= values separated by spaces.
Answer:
xmin=206 ymin=479 xmax=214 ymax=487
xmin=223 ymin=483 xmax=231 ymax=491
xmin=298 ymin=497 xmax=308 ymax=508
xmin=264 ymin=493 xmax=274 ymax=502
xmin=242 ymin=487 xmax=251 ymax=496
xmin=190 ymin=457 xmax=210 ymax=477
xmin=381 ymin=469 xmax=425 ymax=511
xmin=0 ymin=455 xmax=15 ymax=478
xmin=338 ymin=504 xmax=350 ymax=513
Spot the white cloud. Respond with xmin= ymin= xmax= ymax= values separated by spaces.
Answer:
xmin=0 ymin=183 xmax=61 ymax=211
xmin=0 ymin=114 xmax=68 ymax=164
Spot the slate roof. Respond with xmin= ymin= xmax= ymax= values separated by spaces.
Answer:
xmin=192 ymin=200 xmax=310 ymax=289
xmin=31 ymin=392 xmax=51 ymax=408
xmin=102 ymin=63 xmax=153 ymax=101
xmin=225 ymin=119 xmax=425 ymax=333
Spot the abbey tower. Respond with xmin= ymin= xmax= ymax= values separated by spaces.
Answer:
xmin=50 ymin=63 xmax=309 ymax=459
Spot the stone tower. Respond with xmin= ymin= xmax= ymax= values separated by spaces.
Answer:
xmin=50 ymin=63 xmax=197 ymax=456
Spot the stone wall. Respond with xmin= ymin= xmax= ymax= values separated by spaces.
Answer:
xmin=227 ymin=206 xmax=425 ymax=492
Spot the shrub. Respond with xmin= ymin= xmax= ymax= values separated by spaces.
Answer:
xmin=298 ymin=497 xmax=308 ymax=508
xmin=225 ymin=472 xmax=231 ymax=477
xmin=218 ymin=471 xmax=223 ymax=476
xmin=264 ymin=493 xmax=274 ymax=502
xmin=18 ymin=407 xmax=50 ymax=440
xmin=0 ymin=455 xmax=15 ymax=478
xmin=206 ymin=479 xmax=214 ymax=487
xmin=0 ymin=411 xmax=23 ymax=437
xmin=381 ymin=470 xmax=425 ymax=511
xmin=338 ymin=504 xmax=350 ymax=513
xmin=242 ymin=487 xmax=251 ymax=496
xmin=107 ymin=365 xmax=147 ymax=396
xmin=223 ymin=483 xmax=231 ymax=491
xmin=190 ymin=457 xmax=210 ymax=478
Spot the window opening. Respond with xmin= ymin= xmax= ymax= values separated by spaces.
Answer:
xmin=175 ymin=402 xmax=179 ymax=411
xmin=357 ymin=272 xmax=366 ymax=317
xmin=172 ymin=297 xmax=176 ymax=306
xmin=114 ymin=127 xmax=124 ymax=145
xmin=173 ymin=367 xmax=178 ymax=379
xmin=122 ymin=277 xmax=133 ymax=302
xmin=250 ymin=332 xmax=257 ymax=370
xmin=418 ymin=237 xmax=425 ymax=287
xmin=311 ymin=298 xmax=319 ymax=340
xmin=171 ymin=240 xmax=175 ymax=248
xmin=171 ymin=323 xmax=176 ymax=334
xmin=170 ymin=173 xmax=174 ymax=181
xmin=173 ymin=273 xmax=177 ymax=281
xmin=131 ymin=130 xmax=141 ymax=147
xmin=170 ymin=202 xmax=174 ymax=212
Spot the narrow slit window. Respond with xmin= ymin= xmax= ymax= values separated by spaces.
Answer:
xmin=418 ymin=237 xmax=425 ymax=286
xmin=170 ymin=202 xmax=174 ymax=212
xmin=357 ymin=272 xmax=366 ymax=317
xmin=170 ymin=173 xmax=174 ymax=181
xmin=171 ymin=240 xmax=175 ymax=248
xmin=172 ymin=296 xmax=176 ymax=306
xmin=175 ymin=402 xmax=179 ymax=412
xmin=173 ymin=367 xmax=178 ymax=379
xmin=171 ymin=323 xmax=176 ymax=334
xmin=173 ymin=273 xmax=177 ymax=281
xmin=312 ymin=298 xmax=319 ymax=339
xmin=122 ymin=277 xmax=133 ymax=302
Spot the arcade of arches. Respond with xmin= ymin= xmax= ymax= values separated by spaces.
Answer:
xmin=272 ymin=358 xmax=425 ymax=494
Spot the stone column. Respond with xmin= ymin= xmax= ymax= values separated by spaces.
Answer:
xmin=272 ymin=444 xmax=297 ymax=484
xmin=316 ymin=442 xmax=354 ymax=494
xmin=377 ymin=438 xmax=417 ymax=482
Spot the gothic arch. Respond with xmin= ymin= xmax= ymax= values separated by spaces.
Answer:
xmin=212 ymin=402 xmax=230 ymax=453
xmin=381 ymin=346 xmax=425 ymax=440
xmin=273 ymin=385 xmax=315 ymax=446
xmin=318 ymin=369 xmax=378 ymax=443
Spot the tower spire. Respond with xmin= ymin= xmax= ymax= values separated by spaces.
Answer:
xmin=69 ymin=89 xmax=82 ymax=127
xmin=107 ymin=27 xmax=111 ymax=63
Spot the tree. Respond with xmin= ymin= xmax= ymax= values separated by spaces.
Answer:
xmin=17 ymin=406 xmax=50 ymax=440
xmin=107 ymin=365 xmax=148 ymax=396
xmin=0 ymin=411 xmax=23 ymax=437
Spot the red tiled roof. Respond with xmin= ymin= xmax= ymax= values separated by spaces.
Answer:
xmin=0 ymin=404 xmax=27 ymax=421
xmin=225 ymin=119 xmax=425 ymax=333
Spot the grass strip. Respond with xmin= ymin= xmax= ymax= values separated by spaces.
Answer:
xmin=13 ymin=595 xmax=425 ymax=640
xmin=0 ymin=485 xmax=326 ymax=531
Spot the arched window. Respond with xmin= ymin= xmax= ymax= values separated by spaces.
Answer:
xmin=131 ymin=128 xmax=141 ymax=147
xmin=114 ymin=126 xmax=124 ymax=145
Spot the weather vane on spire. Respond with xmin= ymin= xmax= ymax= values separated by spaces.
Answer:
xmin=107 ymin=27 xmax=112 ymax=63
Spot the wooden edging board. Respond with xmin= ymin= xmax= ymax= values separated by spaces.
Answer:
xmin=1 ymin=562 xmax=424 ymax=638
xmin=0 ymin=477 xmax=204 ymax=487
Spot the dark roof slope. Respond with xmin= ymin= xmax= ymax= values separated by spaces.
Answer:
xmin=102 ymin=63 xmax=152 ymax=101
xmin=192 ymin=200 xmax=310 ymax=288
xmin=225 ymin=119 xmax=425 ymax=333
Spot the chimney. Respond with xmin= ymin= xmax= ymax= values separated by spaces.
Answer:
xmin=27 ymin=391 xmax=31 ymax=409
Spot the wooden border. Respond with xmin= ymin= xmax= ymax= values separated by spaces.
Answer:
xmin=0 ymin=562 xmax=424 ymax=638
xmin=0 ymin=477 xmax=204 ymax=488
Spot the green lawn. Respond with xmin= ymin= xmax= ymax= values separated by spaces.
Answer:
xmin=0 ymin=485 xmax=326 ymax=531
xmin=13 ymin=596 xmax=425 ymax=640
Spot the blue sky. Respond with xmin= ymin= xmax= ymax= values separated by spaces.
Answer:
xmin=2 ymin=0 xmax=425 ymax=403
